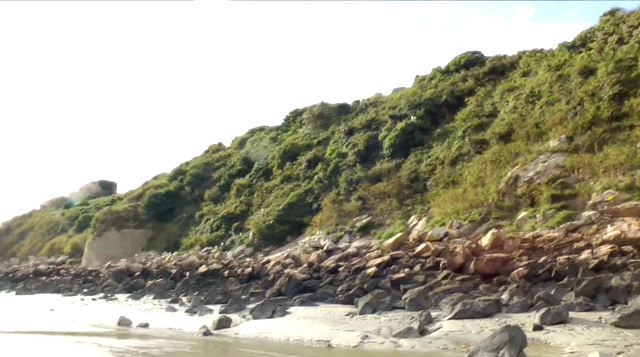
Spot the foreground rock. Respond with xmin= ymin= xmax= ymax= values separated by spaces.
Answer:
xmin=197 ymin=325 xmax=213 ymax=336
xmin=610 ymin=306 xmax=640 ymax=329
xmin=250 ymin=297 xmax=290 ymax=320
xmin=535 ymin=306 xmax=569 ymax=326
xmin=212 ymin=315 xmax=232 ymax=330
xmin=356 ymin=290 xmax=393 ymax=315
xmin=465 ymin=324 xmax=528 ymax=357
xmin=117 ymin=316 xmax=132 ymax=327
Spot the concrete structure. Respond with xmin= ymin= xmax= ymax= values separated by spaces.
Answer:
xmin=81 ymin=229 xmax=151 ymax=268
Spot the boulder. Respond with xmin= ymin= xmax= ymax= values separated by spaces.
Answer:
xmin=402 ymin=285 xmax=431 ymax=311
xmin=470 ymin=254 xmax=510 ymax=275
xmin=504 ymin=298 xmax=533 ymax=313
xmin=410 ymin=311 xmax=433 ymax=336
xmin=602 ymin=202 xmax=640 ymax=218
xmin=562 ymin=297 xmax=595 ymax=312
xmin=446 ymin=298 xmax=502 ymax=320
xmin=448 ymin=245 xmax=472 ymax=272
xmin=535 ymin=306 xmax=569 ymax=326
xmin=272 ymin=306 xmax=289 ymax=318
xmin=197 ymin=325 xmax=213 ymax=336
xmin=479 ymin=229 xmax=505 ymax=251
xmin=250 ymin=297 xmax=291 ymax=320
xmin=381 ymin=233 xmax=407 ymax=252
xmin=356 ymin=289 xmax=393 ymax=315
xmin=426 ymin=226 xmax=448 ymax=241
xmin=392 ymin=326 xmax=420 ymax=339
xmin=465 ymin=324 xmax=527 ymax=357
xmin=575 ymin=277 xmax=602 ymax=298
xmin=212 ymin=315 xmax=232 ymax=330
xmin=117 ymin=316 xmax=132 ymax=327
xmin=609 ymin=306 xmax=640 ymax=329
xmin=180 ymin=256 xmax=201 ymax=271
xmin=219 ymin=296 xmax=248 ymax=314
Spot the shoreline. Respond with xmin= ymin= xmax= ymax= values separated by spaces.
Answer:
xmin=3 ymin=292 xmax=636 ymax=357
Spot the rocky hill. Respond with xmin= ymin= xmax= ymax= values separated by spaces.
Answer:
xmin=2 ymin=7 xmax=640 ymax=259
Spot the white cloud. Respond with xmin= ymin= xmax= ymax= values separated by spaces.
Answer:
xmin=513 ymin=2 xmax=535 ymax=23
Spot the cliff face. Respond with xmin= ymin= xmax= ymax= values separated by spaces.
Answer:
xmin=2 ymin=8 xmax=640 ymax=259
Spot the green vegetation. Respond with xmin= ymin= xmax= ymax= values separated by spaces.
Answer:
xmin=2 ymin=8 xmax=640 ymax=258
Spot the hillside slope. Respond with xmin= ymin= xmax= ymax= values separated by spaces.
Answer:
xmin=2 ymin=7 xmax=640 ymax=259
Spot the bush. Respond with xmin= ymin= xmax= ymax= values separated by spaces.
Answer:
xmin=382 ymin=121 xmax=425 ymax=159
xmin=72 ymin=213 xmax=94 ymax=233
xmin=143 ymin=189 xmax=180 ymax=222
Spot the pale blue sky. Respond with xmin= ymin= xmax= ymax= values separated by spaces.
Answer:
xmin=0 ymin=1 xmax=638 ymax=224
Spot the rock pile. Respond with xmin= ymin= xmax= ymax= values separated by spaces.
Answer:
xmin=2 ymin=193 xmax=640 ymax=330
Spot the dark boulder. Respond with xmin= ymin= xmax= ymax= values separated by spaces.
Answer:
xmin=250 ymin=297 xmax=291 ymax=320
xmin=610 ymin=306 xmax=640 ymax=329
xmin=447 ymin=298 xmax=502 ymax=320
xmin=212 ymin=315 xmax=232 ymax=330
xmin=465 ymin=324 xmax=527 ymax=357
xmin=356 ymin=290 xmax=393 ymax=315
xmin=220 ymin=296 xmax=248 ymax=314
xmin=535 ymin=305 xmax=569 ymax=326
xmin=401 ymin=285 xmax=431 ymax=311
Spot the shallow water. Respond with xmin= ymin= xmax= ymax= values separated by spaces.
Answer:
xmin=0 ymin=293 xmax=459 ymax=357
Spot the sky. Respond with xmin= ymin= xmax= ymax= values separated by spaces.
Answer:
xmin=1 ymin=0 xmax=640 ymax=225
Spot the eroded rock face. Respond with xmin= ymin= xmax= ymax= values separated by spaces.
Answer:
xmin=465 ymin=324 xmax=528 ymax=357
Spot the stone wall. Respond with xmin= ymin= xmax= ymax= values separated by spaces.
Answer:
xmin=81 ymin=229 xmax=152 ymax=268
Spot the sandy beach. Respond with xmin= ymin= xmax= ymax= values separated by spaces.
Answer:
xmin=3 ymin=293 xmax=635 ymax=357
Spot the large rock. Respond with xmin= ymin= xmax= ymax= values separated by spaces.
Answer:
xmin=535 ymin=305 xmax=569 ymax=326
xmin=610 ymin=306 xmax=640 ymax=329
xmin=479 ymin=229 xmax=505 ymax=251
xmin=250 ymin=297 xmax=291 ymax=320
xmin=575 ymin=277 xmax=602 ymax=298
xmin=448 ymin=245 xmax=472 ymax=272
xmin=117 ymin=316 xmax=132 ymax=327
xmin=392 ymin=326 xmax=421 ymax=339
xmin=470 ymin=254 xmax=510 ymax=275
xmin=593 ymin=218 xmax=640 ymax=246
xmin=426 ymin=226 xmax=448 ymax=241
xmin=220 ymin=296 xmax=248 ymax=314
xmin=402 ymin=285 xmax=431 ymax=311
xmin=465 ymin=324 xmax=528 ymax=357
xmin=602 ymin=202 xmax=640 ymax=218
xmin=356 ymin=289 xmax=393 ymax=315
xmin=212 ymin=315 xmax=232 ymax=330
xmin=381 ymin=233 xmax=407 ymax=252
xmin=197 ymin=325 xmax=213 ymax=336
xmin=446 ymin=298 xmax=502 ymax=320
